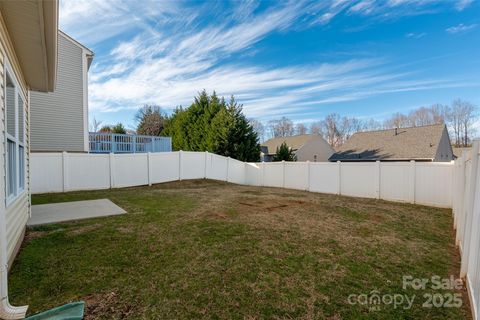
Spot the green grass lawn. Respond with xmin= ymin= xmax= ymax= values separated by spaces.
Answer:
xmin=10 ymin=180 xmax=471 ymax=319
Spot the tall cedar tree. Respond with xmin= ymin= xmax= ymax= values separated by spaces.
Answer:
xmin=273 ymin=142 xmax=296 ymax=161
xmin=163 ymin=90 xmax=260 ymax=161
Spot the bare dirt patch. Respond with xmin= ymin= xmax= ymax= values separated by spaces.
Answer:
xmin=83 ymin=292 xmax=134 ymax=320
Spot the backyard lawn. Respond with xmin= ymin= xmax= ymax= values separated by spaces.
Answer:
xmin=10 ymin=180 xmax=470 ymax=319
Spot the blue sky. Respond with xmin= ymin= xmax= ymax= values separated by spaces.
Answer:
xmin=59 ymin=0 xmax=480 ymax=130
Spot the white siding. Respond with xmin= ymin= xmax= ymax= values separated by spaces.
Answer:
xmin=30 ymin=32 xmax=88 ymax=152
xmin=0 ymin=37 xmax=30 ymax=264
xmin=295 ymin=137 xmax=334 ymax=162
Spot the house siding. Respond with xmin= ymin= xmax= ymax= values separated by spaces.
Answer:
xmin=434 ymin=127 xmax=454 ymax=162
xmin=0 ymin=13 xmax=30 ymax=266
xmin=30 ymin=32 xmax=87 ymax=152
xmin=295 ymin=138 xmax=334 ymax=162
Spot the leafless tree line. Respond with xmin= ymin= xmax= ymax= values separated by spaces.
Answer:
xmin=250 ymin=99 xmax=476 ymax=147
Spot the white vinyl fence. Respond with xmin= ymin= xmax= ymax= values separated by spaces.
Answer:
xmin=32 ymin=150 xmax=480 ymax=316
xmin=31 ymin=151 xmax=453 ymax=208
xmin=452 ymin=140 xmax=480 ymax=320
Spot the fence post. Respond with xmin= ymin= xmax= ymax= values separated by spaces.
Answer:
xmin=306 ymin=160 xmax=310 ymax=191
xmin=282 ymin=160 xmax=286 ymax=188
xmin=204 ymin=151 xmax=208 ymax=179
xmin=456 ymin=153 xmax=467 ymax=246
xmin=62 ymin=151 xmax=68 ymax=192
xmin=109 ymin=152 xmax=115 ymax=188
xmin=111 ymin=133 xmax=116 ymax=153
xmin=244 ymin=161 xmax=247 ymax=185
xmin=461 ymin=140 xmax=480 ymax=278
xmin=375 ymin=161 xmax=381 ymax=199
xmin=147 ymin=152 xmax=152 ymax=186
xmin=337 ymin=161 xmax=341 ymax=195
xmin=226 ymin=157 xmax=230 ymax=182
xmin=409 ymin=160 xmax=416 ymax=204
xmin=261 ymin=161 xmax=265 ymax=187
xmin=179 ymin=150 xmax=183 ymax=181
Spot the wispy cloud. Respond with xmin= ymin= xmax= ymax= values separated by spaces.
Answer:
xmin=59 ymin=0 xmax=478 ymax=122
xmin=405 ymin=32 xmax=427 ymax=38
xmin=455 ymin=0 xmax=474 ymax=11
xmin=446 ymin=23 xmax=478 ymax=33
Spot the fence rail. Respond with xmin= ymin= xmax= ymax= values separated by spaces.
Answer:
xmin=89 ymin=132 xmax=172 ymax=153
xmin=31 ymin=151 xmax=453 ymax=208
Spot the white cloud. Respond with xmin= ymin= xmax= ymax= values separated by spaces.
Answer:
xmin=446 ymin=23 xmax=478 ymax=34
xmin=349 ymin=0 xmax=376 ymax=15
xmin=58 ymin=0 xmax=475 ymax=122
xmin=455 ymin=0 xmax=473 ymax=11
xmin=405 ymin=32 xmax=427 ymax=38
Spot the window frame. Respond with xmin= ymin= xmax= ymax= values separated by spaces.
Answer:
xmin=4 ymin=60 xmax=26 ymax=207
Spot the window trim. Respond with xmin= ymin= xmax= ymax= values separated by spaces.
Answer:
xmin=4 ymin=60 xmax=26 ymax=207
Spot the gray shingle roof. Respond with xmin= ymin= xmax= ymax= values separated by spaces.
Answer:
xmin=329 ymin=124 xmax=447 ymax=161
xmin=261 ymin=134 xmax=319 ymax=155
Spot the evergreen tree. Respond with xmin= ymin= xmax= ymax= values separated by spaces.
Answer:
xmin=273 ymin=142 xmax=296 ymax=161
xmin=163 ymin=90 xmax=260 ymax=161
xmin=111 ymin=123 xmax=127 ymax=134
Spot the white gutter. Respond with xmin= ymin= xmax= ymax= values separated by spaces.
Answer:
xmin=0 ymin=208 xmax=27 ymax=319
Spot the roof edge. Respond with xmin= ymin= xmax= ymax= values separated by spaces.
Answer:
xmin=59 ymin=30 xmax=94 ymax=55
xmin=41 ymin=0 xmax=58 ymax=92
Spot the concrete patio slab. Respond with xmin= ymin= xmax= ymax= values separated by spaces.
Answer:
xmin=28 ymin=199 xmax=126 ymax=226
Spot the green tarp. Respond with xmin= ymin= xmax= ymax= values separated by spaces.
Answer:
xmin=26 ymin=301 xmax=84 ymax=320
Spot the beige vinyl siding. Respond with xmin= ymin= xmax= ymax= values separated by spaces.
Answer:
xmin=30 ymin=32 xmax=86 ymax=152
xmin=0 ymin=17 xmax=30 ymax=265
xmin=5 ymin=193 xmax=28 ymax=260
xmin=295 ymin=137 xmax=335 ymax=162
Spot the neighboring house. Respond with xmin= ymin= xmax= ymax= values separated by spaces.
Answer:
xmin=329 ymin=124 xmax=454 ymax=162
xmin=0 ymin=1 xmax=58 ymax=318
xmin=261 ymin=134 xmax=334 ymax=162
xmin=30 ymin=31 xmax=93 ymax=152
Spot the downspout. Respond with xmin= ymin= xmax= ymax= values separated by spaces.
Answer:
xmin=0 ymin=211 xmax=28 ymax=319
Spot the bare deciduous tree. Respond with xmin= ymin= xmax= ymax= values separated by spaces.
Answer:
xmin=364 ymin=118 xmax=382 ymax=131
xmin=90 ymin=117 xmax=103 ymax=132
xmin=322 ymin=113 xmax=341 ymax=147
xmin=295 ymin=123 xmax=308 ymax=135
xmin=383 ymin=112 xmax=409 ymax=129
xmin=249 ymin=119 xmax=265 ymax=143
xmin=262 ymin=99 xmax=476 ymax=148
xmin=136 ymin=105 xmax=167 ymax=136
xmin=451 ymin=99 xmax=476 ymax=146
xmin=310 ymin=121 xmax=323 ymax=136
xmin=268 ymin=117 xmax=294 ymax=138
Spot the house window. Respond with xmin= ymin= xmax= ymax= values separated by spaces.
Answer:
xmin=5 ymin=66 xmax=26 ymax=205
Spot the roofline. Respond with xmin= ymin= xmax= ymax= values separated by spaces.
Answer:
xmin=353 ymin=123 xmax=446 ymax=135
xmin=328 ymin=158 xmax=435 ymax=162
xmin=42 ymin=0 xmax=58 ymax=91
xmin=0 ymin=0 xmax=59 ymax=91
xmin=59 ymin=30 xmax=94 ymax=55
xmin=262 ymin=134 xmax=319 ymax=143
